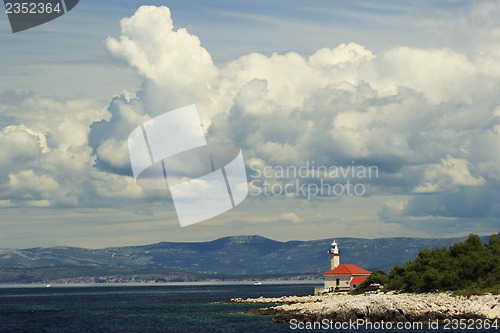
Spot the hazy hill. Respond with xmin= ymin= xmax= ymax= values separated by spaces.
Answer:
xmin=0 ymin=235 xmax=487 ymax=283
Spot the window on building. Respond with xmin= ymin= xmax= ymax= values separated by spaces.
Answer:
xmin=336 ymin=279 xmax=339 ymax=286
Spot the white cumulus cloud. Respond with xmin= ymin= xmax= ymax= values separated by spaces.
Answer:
xmin=2 ymin=2 xmax=500 ymax=234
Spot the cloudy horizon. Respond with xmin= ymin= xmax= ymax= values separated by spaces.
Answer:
xmin=0 ymin=0 xmax=499 ymax=248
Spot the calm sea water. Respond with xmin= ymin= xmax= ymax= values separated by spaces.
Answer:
xmin=0 ymin=284 xmax=494 ymax=333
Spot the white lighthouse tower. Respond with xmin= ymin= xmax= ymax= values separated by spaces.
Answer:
xmin=328 ymin=240 xmax=340 ymax=270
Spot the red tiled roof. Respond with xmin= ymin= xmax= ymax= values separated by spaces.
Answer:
xmin=350 ymin=276 xmax=369 ymax=286
xmin=324 ymin=264 xmax=371 ymax=275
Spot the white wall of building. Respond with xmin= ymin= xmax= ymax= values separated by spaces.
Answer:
xmin=324 ymin=274 xmax=350 ymax=291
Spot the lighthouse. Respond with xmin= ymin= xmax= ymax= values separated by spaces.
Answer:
xmin=328 ymin=240 xmax=340 ymax=270
xmin=322 ymin=240 xmax=372 ymax=293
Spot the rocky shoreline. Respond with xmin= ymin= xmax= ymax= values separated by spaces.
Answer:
xmin=229 ymin=292 xmax=500 ymax=323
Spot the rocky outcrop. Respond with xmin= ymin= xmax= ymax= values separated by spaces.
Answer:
xmin=230 ymin=293 xmax=500 ymax=323
xmin=228 ymin=295 xmax=324 ymax=305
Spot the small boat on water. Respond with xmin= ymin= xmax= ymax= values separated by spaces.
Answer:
xmin=253 ymin=281 xmax=262 ymax=286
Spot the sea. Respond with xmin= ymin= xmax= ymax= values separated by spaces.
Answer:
xmin=0 ymin=283 xmax=496 ymax=333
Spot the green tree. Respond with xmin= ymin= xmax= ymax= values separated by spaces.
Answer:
xmin=386 ymin=234 xmax=499 ymax=293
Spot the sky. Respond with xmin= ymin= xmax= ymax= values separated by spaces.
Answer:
xmin=0 ymin=0 xmax=499 ymax=248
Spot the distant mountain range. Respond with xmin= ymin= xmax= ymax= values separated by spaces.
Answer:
xmin=0 ymin=235 xmax=490 ymax=283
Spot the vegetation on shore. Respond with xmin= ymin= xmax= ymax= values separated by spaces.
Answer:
xmin=350 ymin=270 xmax=388 ymax=294
xmin=352 ymin=233 xmax=499 ymax=294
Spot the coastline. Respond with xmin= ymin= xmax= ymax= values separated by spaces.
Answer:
xmin=229 ymin=292 xmax=500 ymax=323
xmin=0 ymin=280 xmax=322 ymax=289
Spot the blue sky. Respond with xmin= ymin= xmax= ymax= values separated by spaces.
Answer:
xmin=0 ymin=0 xmax=499 ymax=248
